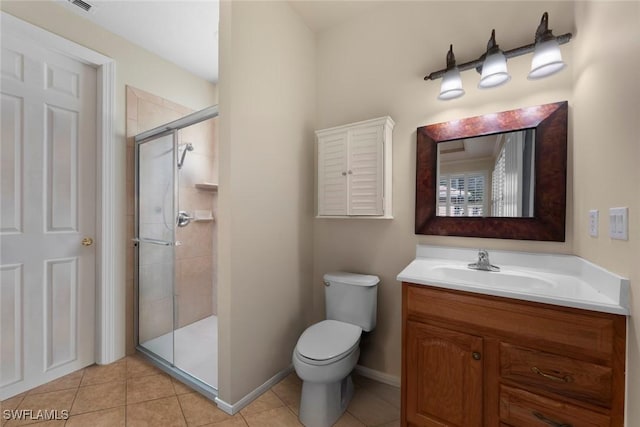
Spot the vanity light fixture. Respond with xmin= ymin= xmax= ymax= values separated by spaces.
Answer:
xmin=528 ymin=12 xmax=567 ymax=79
xmin=426 ymin=12 xmax=571 ymax=100
xmin=438 ymin=45 xmax=465 ymax=100
xmin=478 ymin=30 xmax=511 ymax=89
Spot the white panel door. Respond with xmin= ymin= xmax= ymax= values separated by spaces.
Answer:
xmin=0 ymin=31 xmax=97 ymax=399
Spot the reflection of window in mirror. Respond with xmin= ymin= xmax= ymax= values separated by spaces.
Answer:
xmin=438 ymin=173 xmax=486 ymax=216
xmin=436 ymin=129 xmax=535 ymax=218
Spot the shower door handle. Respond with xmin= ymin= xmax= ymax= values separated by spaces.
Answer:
xmin=132 ymin=237 xmax=174 ymax=246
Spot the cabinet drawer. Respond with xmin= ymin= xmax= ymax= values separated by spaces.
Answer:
xmin=405 ymin=284 xmax=618 ymax=359
xmin=500 ymin=385 xmax=610 ymax=427
xmin=500 ymin=343 xmax=612 ymax=407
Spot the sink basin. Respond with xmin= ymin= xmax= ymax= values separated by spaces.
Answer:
xmin=396 ymin=245 xmax=630 ymax=315
xmin=428 ymin=265 xmax=557 ymax=293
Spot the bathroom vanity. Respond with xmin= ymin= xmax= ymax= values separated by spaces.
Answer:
xmin=398 ymin=246 xmax=629 ymax=427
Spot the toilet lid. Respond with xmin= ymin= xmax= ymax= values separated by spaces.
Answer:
xmin=296 ymin=320 xmax=362 ymax=361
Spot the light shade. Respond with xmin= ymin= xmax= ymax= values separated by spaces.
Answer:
xmin=438 ymin=67 xmax=465 ymax=100
xmin=478 ymin=51 xmax=511 ymax=89
xmin=528 ymin=38 xmax=566 ymax=79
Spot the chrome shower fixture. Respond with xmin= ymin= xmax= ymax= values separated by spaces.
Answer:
xmin=178 ymin=142 xmax=194 ymax=169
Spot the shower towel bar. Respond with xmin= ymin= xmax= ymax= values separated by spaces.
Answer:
xmin=132 ymin=237 xmax=173 ymax=246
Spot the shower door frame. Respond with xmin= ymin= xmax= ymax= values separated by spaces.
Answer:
xmin=133 ymin=105 xmax=219 ymax=399
xmin=134 ymin=129 xmax=178 ymax=365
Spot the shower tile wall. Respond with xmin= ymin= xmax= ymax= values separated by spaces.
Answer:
xmin=176 ymin=119 xmax=218 ymax=329
xmin=126 ymin=86 xmax=218 ymax=353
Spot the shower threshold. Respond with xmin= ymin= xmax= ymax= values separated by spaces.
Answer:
xmin=139 ymin=315 xmax=218 ymax=393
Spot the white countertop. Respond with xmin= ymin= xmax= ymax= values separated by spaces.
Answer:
xmin=397 ymin=245 xmax=630 ymax=315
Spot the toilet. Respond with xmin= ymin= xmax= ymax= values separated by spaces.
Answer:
xmin=293 ymin=272 xmax=379 ymax=427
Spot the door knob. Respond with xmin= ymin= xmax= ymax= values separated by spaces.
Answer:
xmin=81 ymin=237 xmax=94 ymax=246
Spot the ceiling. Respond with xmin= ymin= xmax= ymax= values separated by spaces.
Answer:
xmin=55 ymin=0 xmax=220 ymax=83
xmin=288 ymin=1 xmax=385 ymax=32
xmin=440 ymin=135 xmax=501 ymax=163
xmin=54 ymin=0 xmax=386 ymax=85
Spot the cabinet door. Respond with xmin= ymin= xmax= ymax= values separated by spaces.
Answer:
xmin=406 ymin=321 xmax=483 ymax=427
xmin=317 ymin=132 xmax=348 ymax=216
xmin=347 ymin=125 xmax=384 ymax=216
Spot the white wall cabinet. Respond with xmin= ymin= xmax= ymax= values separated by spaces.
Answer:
xmin=316 ymin=116 xmax=394 ymax=218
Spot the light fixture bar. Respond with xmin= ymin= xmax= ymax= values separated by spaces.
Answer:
xmin=424 ymin=34 xmax=571 ymax=81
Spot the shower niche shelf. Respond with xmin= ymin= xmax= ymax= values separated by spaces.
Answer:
xmin=195 ymin=183 xmax=218 ymax=192
xmin=193 ymin=210 xmax=214 ymax=222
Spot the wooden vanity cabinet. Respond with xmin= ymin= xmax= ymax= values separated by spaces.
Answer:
xmin=401 ymin=283 xmax=627 ymax=427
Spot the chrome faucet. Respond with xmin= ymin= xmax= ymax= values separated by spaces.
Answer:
xmin=468 ymin=249 xmax=500 ymax=272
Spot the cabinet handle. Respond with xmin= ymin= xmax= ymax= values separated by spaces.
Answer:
xmin=348 ymin=170 xmax=353 ymax=174
xmin=472 ymin=351 xmax=481 ymax=360
xmin=531 ymin=366 xmax=573 ymax=383
xmin=342 ymin=171 xmax=347 ymax=176
xmin=532 ymin=411 xmax=572 ymax=427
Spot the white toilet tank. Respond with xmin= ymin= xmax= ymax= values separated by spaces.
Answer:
xmin=324 ymin=272 xmax=379 ymax=332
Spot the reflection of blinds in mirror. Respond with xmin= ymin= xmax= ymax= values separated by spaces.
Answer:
xmin=438 ymin=173 xmax=485 ymax=217
xmin=492 ymin=150 xmax=505 ymax=216
xmin=492 ymin=132 xmax=524 ymax=217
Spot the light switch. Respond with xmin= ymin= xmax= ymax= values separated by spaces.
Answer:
xmin=589 ymin=210 xmax=598 ymax=237
xmin=609 ymin=207 xmax=628 ymax=240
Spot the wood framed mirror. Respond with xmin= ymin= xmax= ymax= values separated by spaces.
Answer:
xmin=415 ymin=101 xmax=567 ymax=241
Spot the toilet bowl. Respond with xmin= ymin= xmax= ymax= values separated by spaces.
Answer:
xmin=293 ymin=320 xmax=361 ymax=427
xmin=293 ymin=272 xmax=379 ymax=427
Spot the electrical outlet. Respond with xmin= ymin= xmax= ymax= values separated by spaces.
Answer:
xmin=609 ymin=207 xmax=628 ymax=240
xmin=589 ymin=210 xmax=599 ymax=237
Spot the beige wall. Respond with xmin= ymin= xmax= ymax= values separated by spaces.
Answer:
xmin=217 ymin=1 xmax=315 ymax=403
xmin=0 ymin=0 xmax=218 ymax=358
xmin=314 ymin=0 xmax=640 ymax=423
xmin=214 ymin=0 xmax=596 ymax=407
xmin=572 ymin=2 xmax=640 ymax=423
xmin=314 ymin=0 xmax=574 ymax=380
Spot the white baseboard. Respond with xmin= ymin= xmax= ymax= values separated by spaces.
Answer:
xmin=215 ymin=363 xmax=399 ymax=415
xmin=214 ymin=397 xmax=235 ymax=415
xmin=215 ymin=365 xmax=294 ymax=415
xmin=354 ymin=364 xmax=401 ymax=388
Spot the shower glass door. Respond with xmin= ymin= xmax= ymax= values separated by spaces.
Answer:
xmin=133 ymin=105 xmax=219 ymax=398
xmin=136 ymin=131 xmax=177 ymax=364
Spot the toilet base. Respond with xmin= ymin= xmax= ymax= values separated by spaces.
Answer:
xmin=299 ymin=374 xmax=354 ymax=427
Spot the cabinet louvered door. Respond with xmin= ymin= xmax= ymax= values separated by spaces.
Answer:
xmin=317 ymin=132 xmax=348 ymax=216
xmin=348 ymin=125 xmax=383 ymax=216
xmin=316 ymin=117 xmax=392 ymax=217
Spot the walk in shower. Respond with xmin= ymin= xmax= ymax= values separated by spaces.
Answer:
xmin=134 ymin=105 xmax=218 ymax=398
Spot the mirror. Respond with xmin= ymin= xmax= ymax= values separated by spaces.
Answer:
xmin=416 ymin=101 xmax=567 ymax=241
xmin=437 ymin=129 xmax=535 ymax=218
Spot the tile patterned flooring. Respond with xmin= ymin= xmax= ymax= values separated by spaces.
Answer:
xmin=1 ymin=355 xmax=400 ymax=427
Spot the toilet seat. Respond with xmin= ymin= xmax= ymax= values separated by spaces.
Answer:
xmin=295 ymin=320 xmax=361 ymax=366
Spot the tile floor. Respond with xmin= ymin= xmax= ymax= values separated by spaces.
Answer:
xmin=1 ymin=355 xmax=400 ymax=427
